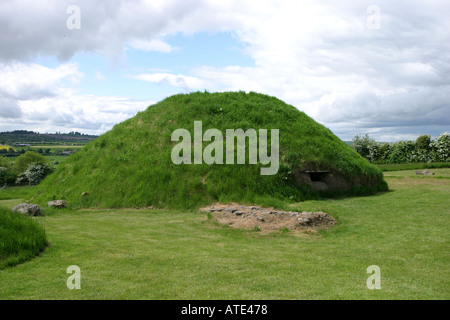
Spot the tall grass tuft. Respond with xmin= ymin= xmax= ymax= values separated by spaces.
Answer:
xmin=0 ymin=206 xmax=48 ymax=269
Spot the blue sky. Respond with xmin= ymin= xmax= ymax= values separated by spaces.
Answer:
xmin=32 ymin=31 xmax=252 ymax=100
xmin=76 ymin=32 xmax=253 ymax=100
xmin=0 ymin=0 xmax=449 ymax=141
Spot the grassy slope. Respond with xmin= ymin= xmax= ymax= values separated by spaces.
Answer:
xmin=0 ymin=169 xmax=448 ymax=299
xmin=0 ymin=207 xmax=48 ymax=269
xmin=34 ymin=91 xmax=385 ymax=209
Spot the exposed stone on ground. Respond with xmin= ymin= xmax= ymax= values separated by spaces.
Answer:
xmin=200 ymin=203 xmax=336 ymax=233
xmin=12 ymin=203 xmax=44 ymax=216
xmin=415 ymin=169 xmax=435 ymax=175
xmin=47 ymin=200 xmax=67 ymax=208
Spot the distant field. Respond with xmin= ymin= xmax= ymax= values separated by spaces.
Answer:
xmin=0 ymin=169 xmax=448 ymax=299
xmin=0 ymin=145 xmax=16 ymax=152
xmin=6 ymin=154 xmax=69 ymax=164
xmin=31 ymin=145 xmax=84 ymax=149
xmin=3 ymin=144 xmax=83 ymax=164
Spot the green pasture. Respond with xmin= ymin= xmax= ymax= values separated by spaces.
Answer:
xmin=0 ymin=169 xmax=448 ymax=299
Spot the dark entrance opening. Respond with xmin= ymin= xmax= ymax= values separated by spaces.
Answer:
xmin=305 ymin=171 xmax=330 ymax=182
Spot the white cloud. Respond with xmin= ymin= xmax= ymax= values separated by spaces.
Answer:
xmin=127 ymin=39 xmax=177 ymax=53
xmin=0 ymin=0 xmax=203 ymax=61
xmin=95 ymin=71 xmax=106 ymax=81
xmin=18 ymin=94 xmax=153 ymax=134
xmin=131 ymin=73 xmax=206 ymax=92
xmin=0 ymin=62 xmax=151 ymax=134
xmin=0 ymin=96 xmax=22 ymax=119
xmin=0 ymin=61 xmax=82 ymax=122
xmin=0 ymin=62 xmax=82 ymax=100
xmin=128 ymin=0 xmax=450 ymax=140
xmin=0 ymin=0 xmax=449 ymax=141
xmin=0 ymin=92 xmax=153 ymax=135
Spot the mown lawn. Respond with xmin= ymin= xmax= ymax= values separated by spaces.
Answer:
xmin=375 ymin=162 xmax=450 ymax=172
xmin=0 ymin=169 xmax=448 ymax=299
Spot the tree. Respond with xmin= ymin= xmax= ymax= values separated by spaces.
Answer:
xmin=0 ymin=167 xmax=17 ymax=184
xmin=352 ymin=132 xmax=449 ymax=164
xmin=378 ymin=143 xmax=392 ymax=163
xmin=416 ymin=135 xmax=431 ymax=151
xmin=0 ymin=156 xmax=12 ymax=170
xmin=13 ymin=151 xmax=48 ymax=174
xmin=352 ymin=134 xmax=377 ymax=161
xmin=0 ymin=156 xmax=15 ymax=184
xmin=388 ymin=140 xmax=415 ymax=163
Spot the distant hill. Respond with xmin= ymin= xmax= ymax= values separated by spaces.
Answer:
xmin=0 ymin=130 xmax=98 ymax=145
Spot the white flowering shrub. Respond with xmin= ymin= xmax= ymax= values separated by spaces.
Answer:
xmin=367 ymin=144 xmax=379 ymax=162
xmin=431 ymin=132 xmax=450 ymax=162
xmin=352 ymin=134 xmax=377 ymax=160
xmin=16 ymin=164 xmax=54 ymax=185
xmin=387 ymin=140 xmax=415 ymax=163
xmin=352 ymin=132 xmax=450 ymax=164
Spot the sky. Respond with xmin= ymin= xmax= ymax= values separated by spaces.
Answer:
xmin=0 ymin=0 xmax=449 ymax=142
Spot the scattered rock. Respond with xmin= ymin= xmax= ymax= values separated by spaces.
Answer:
xmin=200 ymin=203 xmax=336 ymax=233
xmin=12 ymin=203 xmax=44 ymax=217
xmin=47 ymin=200 xmax=67 ymax=208
xmin=415 ymin=169 xmax=435 ymax=175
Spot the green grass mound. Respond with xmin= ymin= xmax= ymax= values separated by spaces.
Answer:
xmin=35 ymin=91 xmax=387 ymax=209
xmin=0 ymin=207 xmax=47 ymax=269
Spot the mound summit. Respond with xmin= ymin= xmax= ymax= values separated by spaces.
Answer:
xmin=35 ymin=91 xmax=387 ymax=209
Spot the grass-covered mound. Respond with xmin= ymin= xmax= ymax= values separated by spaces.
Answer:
xmin=0 ymin=207 xmax=47 ymax=269
xmin=35 ymin=91 xmax=387 ymax=209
